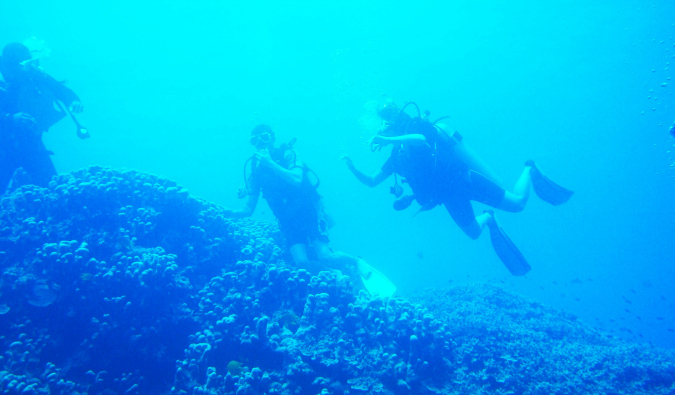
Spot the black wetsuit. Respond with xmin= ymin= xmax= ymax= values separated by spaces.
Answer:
xmin=382 ymin=128 xmax=505 ymax=229
xmin=248 ymin=150 xmax=328 ymax=247
xmin=0 ymin=70 xmax=80 ymax=192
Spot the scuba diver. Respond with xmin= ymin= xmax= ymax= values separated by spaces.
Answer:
xmin=224 ymin=124 xmax=396 ymax=297
xmin=342 ymin=101 xmax=573 ymax=276
xmin=0 ymin=42 xmax=86 ymax=193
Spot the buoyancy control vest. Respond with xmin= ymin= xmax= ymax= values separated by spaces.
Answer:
xmin=387 ymin=104 xmax=467 ymax=208
xmin=243 ymin=140 xmax=322 ymax=222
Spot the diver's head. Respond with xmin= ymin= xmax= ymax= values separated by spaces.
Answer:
xmin=377 ymin=100 xmax=400 ymax=122
xmin=0 ymin=43 xmax=33 ymax=81
xmin=376 ymin=101 xmax=411 ymax=137
xmin=250 ymin=124 xmax=275 ymax=150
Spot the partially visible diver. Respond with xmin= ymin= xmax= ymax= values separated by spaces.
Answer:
xmin=0 ymin=42 xmax=86 ymax=194
xmin=343 ymin=101 xmax=573 ymax=276
xmin=224 ymin=125 xmax=395 ymax=297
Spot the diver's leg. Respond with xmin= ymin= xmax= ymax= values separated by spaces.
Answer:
xmin=444 ymin=198 xmax=489 ymax=240
xmin=0 ymin=154 xmax=16 ymax=194
xmin=313 ymin=241 xmax=366 ymax=288
xmin=289 ymin=243 xmax=322 ymax=273
xmin=495 ymin=165 xmax=532 ymax=213
xmin=313 ymin=241 xmax=359 ymax=274
xmin=23 ymin=142 xmax=57 ymax=188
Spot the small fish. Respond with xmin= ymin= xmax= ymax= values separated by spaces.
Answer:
xmin=574 ymin=298 xmax=581 ymax=302
xmin=630 ymin=289 xmax=637 ymax=294
xmin=570 ymin=278 xmax=582 ymax=284
xmin=552 ymin=281 xmax=559 ymax=285
xmin=657 ymin=316 xmax=664 ymax=321
xmin=667 ymin=328 xmax=674 ymax=332
xmin=499 ymin=354 xmax=518 ymax=363
xmin=0 ymin=304 xmax=9 ymax=314
xmin=279 ymin=312 xmax=300 ymax=332
xmin=416 ymin=251 xmax=424 ymax=259
xmin=624 ymin=308 xmax=631 ymax=313
xmin=622 ymin=296 xmax=632 ymax=304
xmin=80 ymin=273 xmax=93 ymax=281
xmin=661 ymin=295 xmax=666 ymax=301
xmin=227 ymin=360 xmax=244 ymax=376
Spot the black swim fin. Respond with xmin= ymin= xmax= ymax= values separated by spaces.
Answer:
xmin=484 ymin=210 xmax=531 ymax=276
xmin=526 ymin=160 xmax=573 ymax=206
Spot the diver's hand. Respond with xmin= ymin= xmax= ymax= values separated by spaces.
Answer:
xmin=369 ymin=135 xmax=390 ymax=151
xmin=12 ymin=113 xmax=37 ymax=131
xmin=340 ymin=155 xmax=355 ymax=169
xmin=69 ymin=101 xmax=83 ymax=113
xmin=254 ymin=149 xmax=274 ymax=167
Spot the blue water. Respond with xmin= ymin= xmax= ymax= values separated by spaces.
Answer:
xmin=2 ymin=0 xmax=674 ymax=351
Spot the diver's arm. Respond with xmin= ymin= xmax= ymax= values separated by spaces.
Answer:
xmin=2 ymin=112 xmax=36 ymax=131
xmin=391 ymin=134 xmax=426 ymax=146
xmin=267 ymin=161 xmax=303 ymax=187
xmin=255 ymin=150 xmax=303 ymax=187
xmin=224 ymin=192 xmax=259 ymax=218
xmin=342 ymin=156 xmax=393 ymax=187
xmin=369 ymin=134 xmax=426 ymax=151
xmin=43 ymin=74 xmax=82 ymax=112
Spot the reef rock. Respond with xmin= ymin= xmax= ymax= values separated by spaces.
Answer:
xmin=0 ymin=167 xmax=673 ymax=394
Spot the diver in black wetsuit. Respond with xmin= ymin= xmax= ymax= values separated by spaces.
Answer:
xmin=343 ymin=101 xmax=573 ymax=276
xmin=0 ymin=42 xmax=84 ymax=193
xmin=224 ymin=125 xmax=392 ymax=291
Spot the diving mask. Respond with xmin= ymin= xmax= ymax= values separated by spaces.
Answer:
xmin=250 ymin=132 xmax=272 ymax=147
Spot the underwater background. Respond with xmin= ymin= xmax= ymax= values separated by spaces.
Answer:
xmin=1 ymin=1 xmax=675 ymax=391
xmin=3 ymin=0 xmax=675 ymax=348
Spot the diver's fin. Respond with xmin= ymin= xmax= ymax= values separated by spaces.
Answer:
xmin=357 ymin=259 xmax=396 ymax=298
xmin=526 ymin=160 xmax=573 ymax=206
xmin=484 ymin=211 xmax=531 ymax=276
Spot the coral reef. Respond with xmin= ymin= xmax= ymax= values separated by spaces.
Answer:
xmin=0 ymin=167 xmax=673 ymax=394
